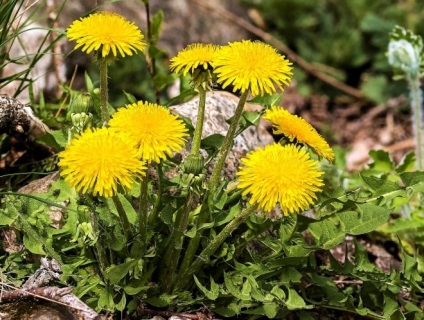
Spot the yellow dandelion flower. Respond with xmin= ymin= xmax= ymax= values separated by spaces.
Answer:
xmin=58 ymin=127 xmax=146 ymax=198
xmin=67 ymin=11 xmax=146 ymax=58
xmin=263 ymin=106 xmax=334 ymax=162
xmin=237 ymin=143 xmax=324 ymax=214
xmin=109 ymin=101 xmax=189 ymax=163
xmin=170 ymin=43 xmax=217 ymax=76
xmin=212 ymin=40 xmax=293 ymax=96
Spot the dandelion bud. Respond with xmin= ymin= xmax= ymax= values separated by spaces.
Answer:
xmin=183 ymin=154 xmax=205 ymax=175
xmin=388 ymin=39 xmax=421 ymax=75
xmin=71 ymin=93 xmax=94 ymax=114
xmin=71 ymin=112 xmax=93 ymax=130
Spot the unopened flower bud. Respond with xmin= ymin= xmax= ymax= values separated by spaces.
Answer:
xmin=71 ymin=112 xmax=93 ymax=130
xmin=388 ymin=39 xmax=421 ymax=75
xmin=71 ymin=93 xmax=94 ymax=114
xmin=183 ymin=154 xmax=205 ymax=175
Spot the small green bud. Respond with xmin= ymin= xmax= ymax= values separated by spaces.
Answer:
xmin=388 ymin=39 xmax=421 ymax=75
xmin=71 ymin=112 xmax=93 ymax=131
xmin=71 ymin=93 xmax=94 ymax=114
xmin=183 ymin=154 xmax=205 ymax=175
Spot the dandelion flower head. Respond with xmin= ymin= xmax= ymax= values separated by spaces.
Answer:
xmin=67 ymin=11 xmax=146 ymax=58
xmin=58 ymin=127 xmax=146 ymax=198
xmin=170 ymin=43 xmax=217 ymax=76
xmin=213 ymin=40 xmax=293 ymax=96
xmin=109 ymin=101 xmax=189 ymax=163
xmin=263 ymin=106 xmax=334 ymax=162
xmin=237 ymin=143 xmax=324 ymax=214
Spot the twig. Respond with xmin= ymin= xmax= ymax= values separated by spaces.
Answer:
xmin=190 ymin=0 xmax=364 ymax=99
xmin=0 ymin=284 xmax=103 ymax=320
xmin=0 ymin=286 xmax=71 ymax=303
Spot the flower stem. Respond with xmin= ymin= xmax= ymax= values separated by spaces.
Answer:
xmin=89 ymin=209 xmax=108 ymax=281
xmin=408 ymin=74 xmax=424 ymax=170
xmin=160 ymin=189 xmax=195 ymax=292
xmin=176 ymin=200 xmax=208 ymax=281
xmin=207 ymin=90 xmax=249 ymax=205
xmin=142 ymin=0 xmax=160 ymax=103
xmin=138 ymin=174 xmax=149 ymax=257
xmin=112 ymin=195 xmax=133 ymax=238
xmin=191 ymin=86 xmax=207 ymax=155
xmin=148 ymin=163 xmax=163 ymax=225
xmin=176 ymin=204 xmax=256 ymax=290
xmin=178 ymin=91 xmax=249 ymax=278
xmin=99 ymin=57 xmax=110 ymax=126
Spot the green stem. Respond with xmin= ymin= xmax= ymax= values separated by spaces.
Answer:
xmin=89 ymin=209 xmax=108 ymax=281
xmin=176 ymin=199 xmax=208 ymax=281
xmin=99 ymin=57 xmax=110 ymax=126
xmin=143 ymin=0 xmax=160 ymax=103
xmin=112 ymin=195 xmax=133 ymax=239
xmin=148 ymin=163 xmax=163 ymax=225
xmin=177 ymin=90 xmax=248 ymax=285
xmin=207 ymin=90 xmax=249 ymax=205
xmin=177 ymin=204 xmax=256 ymax=290
xmin=138 ymin=174 xmax=149 ymax=257
xmin=160 ymin=189 xmax=195 ymax=292
xmin=408 ymin=74 xmax=424 ymax=170
xmin=191 ymin=86 xmax=207 ymax=155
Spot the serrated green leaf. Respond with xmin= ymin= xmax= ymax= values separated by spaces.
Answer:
xmin=41 ymin=130 xmax=68 ymax=149
xmin=353 ymin=239 xmax=375 ymax=272
xmin=159 ymin=204 xmax=175 ymax=225
xmin=201 ymin=133 xmax=225 ymax=150
xmin=224 ymin=272 xmax=243 ymax=300
xmin=48 ymin=178 xmax=78 ymax=202
xmin=396 ymin=152 xmax=416 ymax=173
xmin=105 ymin=259 xmax=139 ymax=285
xmin=23 ymin=234 xmax=46 ymax=255
xmin=98 ymin=288 xmax=114 ymax=310
xmin=279 ymin=267 xmax=302 ymax=284
xmin=338 ymin=203 xmax=391 ymax=235
xmin=215 ymin=203 xmax=241 ymax=226
xmin=285 ymin=288 xmax=311 ymax=310
xmin=242 ymin=111 xmax=261 ymax=126
xmin=241 ymin=279 xmax=252 ymax=300
xmin=145 ymin=293 xmax=178 ymax=307
xmin=307 ymin=219 xmax=346 ymax=249
xmin=185 ymin=225 xmax=197 ymax=238
xmin=270 ymin=285 xmax=285 ymax=300
xmin=0 ymin=206 xmax=18 ymax=225
xmin=263 ymin=302 xmax=279 ymax=318
xmin=368 ymin=150 xmax=394 ymax=172
xmin=400 ymin=171 xmax=424 ymax=187
xmin=116 ymin=293 xmax=126 ymax=312
xmin=401 ymin=247 xmax=423 ymax=285
xmin=194 ymin=275 xmax=220 ymax=300
xmin=116 ymin=193 xmax=138 ymax=226
xmin=280 ymin=214 xmax=297 ymax=242
xmin=249 ymin=93 xmax=283 ymax=107
xmin=383 ymin=292 xmax=401 ymax=319
xmin=214 ymin=302 xmax=240 ymax=317
xmin=123 ymin=90 xmax=137 ymax=104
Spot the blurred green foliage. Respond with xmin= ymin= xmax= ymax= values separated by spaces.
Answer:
xmin=242 ymin=0 xmax=424 ymax=102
